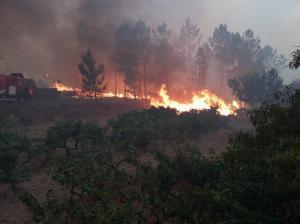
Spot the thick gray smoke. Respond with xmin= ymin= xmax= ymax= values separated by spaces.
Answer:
xmin=0 ymin=1 xmax=76 ymax=85
xmin=0 ymin=0 xmax=297 ymax=89
xmin=0 ymin=0 xmax=144 ymax=86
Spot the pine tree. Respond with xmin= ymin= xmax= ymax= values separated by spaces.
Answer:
xmin=290 ymin=49 xmax=300 ymax=69
xmin=78 ymin=49 xmax=106 ymax=100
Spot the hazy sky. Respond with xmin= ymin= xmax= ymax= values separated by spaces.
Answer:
xmin=138 ymin=0 xmax=300 ymax=82
xmin=139 ymin=0 xmax=300 ymax=54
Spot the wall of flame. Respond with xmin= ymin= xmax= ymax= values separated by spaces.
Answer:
xmin=52 ymin=81 xmax=241 ymax=116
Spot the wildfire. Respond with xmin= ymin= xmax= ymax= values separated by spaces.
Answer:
xmin=150 ymin=85 xmax=240 ymax=116
xmin=102 ymin=92 xmax=135 ymax=99
xmin=52 ymin=81 xmax=81 ymax=92
xmin=52 ymin=81 xmax=136 ymax=99
xmin=52 ymin=82 xmax=240 ymax=116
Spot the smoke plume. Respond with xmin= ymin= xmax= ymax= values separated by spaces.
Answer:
xmin=0 ymin=0 xmax=296 ymax=90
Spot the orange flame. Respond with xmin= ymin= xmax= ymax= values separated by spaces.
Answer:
xmin=52 ymin=82 xmax=241 ymax=116
xmin=52 ymin=81 xmax=81 ymax=92
xmin=102 ymin=92 xmax=136 ymax=99
xmin=52 ymin=81 xmax=136 ymax=99
xmin=150 ymin=85 xmax=240 ymax=116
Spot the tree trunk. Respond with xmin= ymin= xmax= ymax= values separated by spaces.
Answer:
xmin=143 ymin=54 xmax=147 ymax=99
xmin=220 ymin=63 xmax=226 ymax=96
xmin=188 ymin=37 xmax=191 ymax=85
xmin=114 ymin=71 xmax=117 ymax=96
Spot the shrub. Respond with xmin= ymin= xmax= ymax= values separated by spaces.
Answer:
xmin=0 ymin=131 xmax=31 ymax=191
xmin=109 ymin=107 xmax=227 ymax=151
xmin=18 ymin=89 xmax=300 ymax=223
xmin=45 ymin=120 xmax=105 ymax=154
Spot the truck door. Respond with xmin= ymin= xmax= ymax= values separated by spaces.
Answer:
xmin=0 ymin=75 xmax=7 ymax=96
xmin=8 ymin=85 xmax=17 ymax=95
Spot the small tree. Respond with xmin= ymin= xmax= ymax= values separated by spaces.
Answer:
xmin=228 ymin=68 xmax=283 ymax=106
xmin=78 ymin=49 xmax=106 ymax=99
xmin=0 ymin=131 xmax=31 ymax=192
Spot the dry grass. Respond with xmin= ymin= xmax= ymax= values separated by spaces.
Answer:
xmin=0 ymin=97 xmax=148 ymax=128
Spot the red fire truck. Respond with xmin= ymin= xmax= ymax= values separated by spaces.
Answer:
xmin=0 ymin=73 xmax=35 ymax=102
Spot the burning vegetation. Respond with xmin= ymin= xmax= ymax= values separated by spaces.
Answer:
xmin=50 ymin=45 xmax=244 ymax=116
xmin=52 ymin=81 xmax=241 ymax=116
xmin=150 ymin=85 xmax=240 ymax=116
xmin=44 ymin=20 xmax=284 ymax=117
xmin=0 ymin=0 xmax=286 ymax=112
xmin=2 ymin=1 xmax=300 ymax=224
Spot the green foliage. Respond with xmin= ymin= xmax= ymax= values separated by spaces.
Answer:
xmin=210 ymin=25 xmax=286 ymax=95
xmin=0 ymin=131 xmax=31 ymax=190
xmin=290 ymin=49 xmax=300 ymax=69
xmin=46 ymin=120 xmax=105 ymax=153
xmin=109 ymin=107 xmax=227 ymax=151
xmin=216 ymin=89 xmax=300 ymax=223
xmin=109 ymin=107 xmax=177 ymax=150
xmin=51 ymin=148 xmax=139 ymax=224
xmin=79 ymin=49 xmax=106 ymax=99
xmin=18 ymin=189 xmax=62 ymax=224
xmin=228 ymin=68 xmax=283 ymax=106
xmin=210 ymin=25 xmax=286 ymax=76
xmin=1 ymin=96 xmax=299 ymax=223
xmin=178 ymin=109 xmax=227 ymax=137
xmin=136 ymin=150 xmax=220 ymax=223
xmin=22 ymin=145 xmax=143 ymax=223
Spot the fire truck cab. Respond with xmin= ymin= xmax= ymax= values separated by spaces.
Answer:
xmin=0 ymin=73 xmax=35 ymax=102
